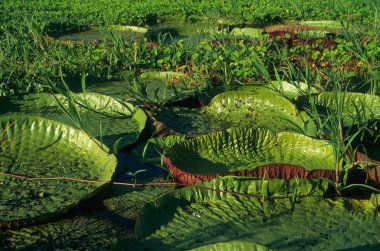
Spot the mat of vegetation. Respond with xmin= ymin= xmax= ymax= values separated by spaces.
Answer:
xmin=1 ymin=0 xmax=380 ymax=250
xmin=117 ymin=177 xmax=380 ymax=250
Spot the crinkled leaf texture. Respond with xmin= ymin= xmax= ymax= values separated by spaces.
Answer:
xmin=188 ymin=241 xmax=269 ymax=251
xmin=87 ymin=77 xmax=198 ymax=105
xmin=206 ymin=90 xmax=317 ymax=136
xmin=164 ymin=127 xmax=336 ymax=185
xmin=152 ymin=107 xmax=229 ymax=135
xmin=236 ymin=81 xmax=317 ymax=100
xmin=0 ymin=116 xmax=116 ymax=228
xmin=116 ymin=177 xmax=380 ymax=250
xmin=199 ymin=82 xmax=316 ymax=106
xmin=0 ymin=92 xmax=147 ymax=150
xmin=316 ymin=92 xmax=380 ymax=125
xmin=1 ymin=211 xmax=130 ymax=250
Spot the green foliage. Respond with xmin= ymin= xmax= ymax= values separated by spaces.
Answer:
xmin=1 ymin=1 xmax=379 ymax=96
xmin=1 ymin=178 xmax=174 ymax=250
xmin=206 ymin=89 xmax=317 ymax=135
xmin=132 ymin=135 xmax=187 ymax=168
xmin=152 ymin=107 xmax=229 ymax=135
xmin=1 ymin=1 xmax=380 ymax=249
xmin=315 ymin=91 xmax=380 ymax=125
xmin=166 ymin=127 xmax=336 ymax=174
xmin=119 ymin=177 xmax=380 ymax=250
xmin=0 ymin=116 xmax=116 ymax=228
xmin=2 ymin=0 xmax=379 ymax=32
xmin=0 ymin=92 xmax=147 ymax=150
xmin=0 ymin=211 xmax=131 ymax=250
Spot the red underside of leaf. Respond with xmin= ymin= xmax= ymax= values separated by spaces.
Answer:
xmin=164 ymin=156 xmax=336 ymax=185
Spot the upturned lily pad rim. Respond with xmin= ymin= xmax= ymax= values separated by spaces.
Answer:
xmin=205 ymin=90 xmax=318 ymax=136
xmin=164 ymin=127 xmax=336 ymax=185
xmin=0 ymin=115 xmax=117 ymax=228
xmin=128 ymin=177 xmax=379 ymax=250
xmin=0 ymin=92 xmax=148 ymax=151
xmin=134 ymin=177 xmax=331 ymax=239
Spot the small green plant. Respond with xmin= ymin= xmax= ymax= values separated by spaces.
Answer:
xmin=126 ymin=169 xmax=147 ymax=185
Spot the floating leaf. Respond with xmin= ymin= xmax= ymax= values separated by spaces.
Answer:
xmin=0 ymin=116 xmax=116 ymax=228
xmin=206 ymin=90 xmax=318 ymax=136
xmin=315 ymin=92 xmax=380 ymax=125
xmin=117 ymin=177 xmax=380 ymax=250
xmin=164 ymin=128 xmax=336 ymax=185
xmin=0 ymin=92 xmax=147 ymax=150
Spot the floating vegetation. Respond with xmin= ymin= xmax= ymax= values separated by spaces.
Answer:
xmin=1 ymin=0 xmax=380 ymax=249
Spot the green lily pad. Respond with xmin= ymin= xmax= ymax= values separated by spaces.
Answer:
xmin=297 ymin=20 xmax=342 ymax=31
xmin=199 ymin=81 xmax=316 ymax=106
xmin=238 ymin=81 xmax=317 ymax=100
xmin=116 ymin=177 xmax=380 ymax=250
xmin=59 ymin=26 xmax=146 ymax=43
xmin=0 ymin=116 xmax=116 ymax=228
xmin=230 ymin=27 xmax=263 ymax=39
xmin=205 ymin=90 xmax=318 ymax=136
xmin=188 ymin=241 xmax=270 ymax=251
xmin=140 ymin=71 xmax=186 ymax=81
xmin=164 ymin=128 xmax=336 ymax=185
xmin=107 ymin=25 xmax=149 ymax=34
xmin=0 ymin=92 xmax=147 ymax=150
xmin=294 ymin=30 xmax=332 ymax=39
xmin=315 ymin=92 xmax=380 ymax=126
xmin=87 ymin=77 xmax=199 ymax=105
xmin=152 ymin=88 xmax=319 ymax=137
xmin=1 ymin=177 xmax=175 ymax=250
xmin=0 ymin=211 xmax=131 ymax=250
xmin=151 ymin=107 xmax=228 ymax=135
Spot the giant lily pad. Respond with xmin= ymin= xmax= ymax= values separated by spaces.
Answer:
xmin=0 ymin=211 xmax=131 ymax=250
xmin=200 ymin=81 xmax=317 ymax=105
xmin=205 ymin=90 xmax=318 ymax=136
xmin=197 ymin=82 xmax=318 ymax=111
xmin=107 ymin=25 xmax=149 ymax=34
xmin=0 ymin=116 xmax=116 ymax=228
xmin=234 ymin=81 xmax=317 ymax=100
xmin=164 ymin=128 xmax=336 ymax=185
xmin=87 ymin=77 xmax=199 ymax=105
xmin=117 ymin=177 xmax=380 ymax=250
xmin=1 ymin=176 xmax=176 ymax=249
xmin=230 ymin=27 xmax=263 ymax=39
xmin=151 ymin=107 xmax=228 ymax=135
xmin=152 ymin=88 xmax=319 ymax=137
xmin=265 ymin=81 xmax=317 ymax=99
xmin=0 ymin=92 xmax=147 ymax=150
xmin=140 ymin=71 xmax=186 ymax=82
xmin=58 ymin=26 xmax=147 ymax=43
xmin=297 ymin=20 xmax=342 ymax=32
xmin=314 ymin=92 xmax=380 ymax=125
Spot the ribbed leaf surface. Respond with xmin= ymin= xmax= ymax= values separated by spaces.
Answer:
xmin=316 ymin=92 xmax=380 ymax=125
xmin=87 ymin=78 xmax=198 ymax=105
xmin=1 ymin=211 xmax=130 ymax=250
xmin=0 ymin=116 xmax=116 ymax=228
xmin=0 ymin=93 xmax=147 ymax=150
xmin=165 ymin=128 xmax=336 ymax=184
xmin=206 ymin=90 xmax=317 ymax=136
xmin=121 ymin=177 xmax=380 ymax=250
xmin=152 ymin=107 xmax=228 ymax=135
